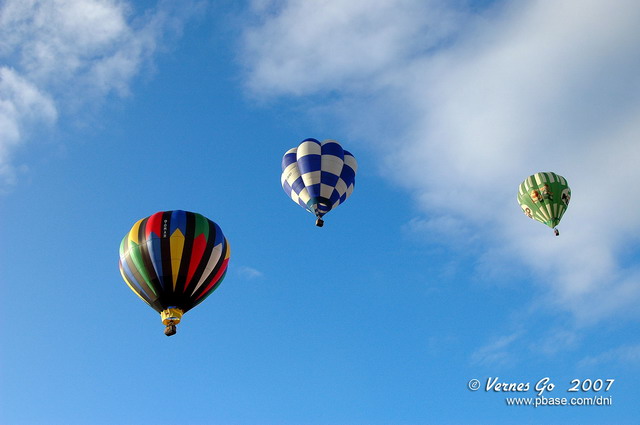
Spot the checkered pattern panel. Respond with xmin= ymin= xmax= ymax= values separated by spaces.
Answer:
xmin=319 ymin=140 xmax=345 ymax=201
xmin=281 ymin=147 xmax=312 ymax=212
xmin=296 ymin=138 xmax=322 ymax=199
xmin=333 ymin=150 xmax=357 ymax=207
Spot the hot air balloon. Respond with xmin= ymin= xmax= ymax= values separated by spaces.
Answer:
xmin=281 ymin=138 xmax=357 ymax=227
xmin=517 ymin=172 xmax=571 ymax=236
xmin=118 ymin=210 xmax=230 ymax=336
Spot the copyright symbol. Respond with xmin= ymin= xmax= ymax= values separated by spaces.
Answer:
xmin=468 ymin=379 xmax=481 ymax=391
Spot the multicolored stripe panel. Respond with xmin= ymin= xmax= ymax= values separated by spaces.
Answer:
xmin=281 ymin=138 xmax=357 ymax=220
xmin=517 ymin=172 xmax=571 ymax=229
xmin=118 ymin=210 xmax=230 ymax=314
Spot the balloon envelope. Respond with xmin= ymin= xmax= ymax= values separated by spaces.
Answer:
xmin=517 ymin=172 xmax=570 ymax=233
xmin=118 ymin=210 xmax=230 ymax=333
xmin=281 ymin=138 xmax=357 ymax=225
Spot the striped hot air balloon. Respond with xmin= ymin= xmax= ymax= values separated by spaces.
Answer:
xmin=517 ymin=172 xmax=571 ymax=236
xmin=281 ymin=138 xmax=357 ymax=227
xmin=118 ymin=210 xmax=230 ymax=335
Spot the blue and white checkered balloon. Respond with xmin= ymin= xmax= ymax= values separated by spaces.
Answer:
xmin=281 ymin=138 xmax=357 ymax=226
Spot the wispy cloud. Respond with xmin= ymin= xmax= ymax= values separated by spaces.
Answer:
xmin=240 ymin=0 xmax=640 ymax=325
xmin=530 ymin=327 xmax=580 ymax=357
xmin=0 ymin=0 xmax=194 ymax=187
xmin=403 ymin=215 xmax=477 ymax=248
xmin=578 ymin=343 xmax=640 ymax=368
xmin=237 ymin=265 xmax=264 ymax=280
xmin=471 ymin=331 xmax=524 ymax=367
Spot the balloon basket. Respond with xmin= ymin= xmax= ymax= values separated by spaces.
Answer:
xmin=315 ymin=218 xmax=324 ymax=227
xmin=554 ymin=228 xmax=559 ymax=236
xmin=161 ymin=307 xmax=183 ymax=336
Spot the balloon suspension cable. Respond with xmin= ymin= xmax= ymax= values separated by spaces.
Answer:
xmin=161 ymin=307 xmax=184 ymax=337
xmin=554 ymin=228 xmax=560 ymax=236
xmin=315 ymin=217 xmax=324 ymax=227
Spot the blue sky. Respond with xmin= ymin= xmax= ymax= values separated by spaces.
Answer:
xmin=1 ymin=0 xmax=640 ymax=424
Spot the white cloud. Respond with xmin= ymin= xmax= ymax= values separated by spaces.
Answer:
xmin=0 ymin=0 xmax=192 ymax=187
xmin=241 ymin=0 xmax=640 ymax=324
xmin=0 ymin=67 xmax=56 ymax=185
xmin=242 ymin=0 xmax=461 ymax=97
